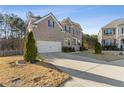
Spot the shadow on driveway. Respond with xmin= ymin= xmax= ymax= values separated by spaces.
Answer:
xmin=56 ymin=65 xmax=124 ymax=87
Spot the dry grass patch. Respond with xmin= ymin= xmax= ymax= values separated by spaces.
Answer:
xmin=0 ymin=56 xmax=70 ymax=87
xmin=72 ymin=50 xmax=124 ymax=61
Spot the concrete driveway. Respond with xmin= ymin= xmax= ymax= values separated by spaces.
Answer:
xmin=40 ymin=52 xmax=124 ymax=87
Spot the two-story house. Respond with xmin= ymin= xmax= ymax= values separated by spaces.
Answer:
xmin=60 ymin=18 xmax=82 ymax=51
xmin=27 ymin=12 xmax=82 ymax=53
xmin=98 ymin=18 xmax=124 ymax=50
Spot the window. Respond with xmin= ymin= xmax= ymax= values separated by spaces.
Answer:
xmin=104 ymin=39 xmax=113 ymax=46
xmin=104 ymin=29 xmax=113 ymax=35
xmin=64 ymin=38 xmax=71 ymax=45
xmin=77 ymin=40 xmax=80 ymax=45
xmin=102 ymin=40 xmax=105 ymax=45
xmin=72 ymin=38 xmax=77 ymax=45
xmin=67 ymin=26 xmax=70 ymax=32
xmin=121 ymin=39 xmax=124 ymax=44
xmin=64 ymin=25 xmax=67 ymax=31
xmin=64 ymin=25 xmax=70 ymax=32
xmin=48 ymin=20 xmax=54 ymax=28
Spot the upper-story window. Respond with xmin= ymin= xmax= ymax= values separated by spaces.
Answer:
xmin=64 ymin=25 xmax=67 ymax=31
xmin=104 ymin=28 xmax=113 ymax=35
xmin=64 ymin=25 xmax=71 ymax=32
xmin=48 ymin=20 xmax=54 ymax=28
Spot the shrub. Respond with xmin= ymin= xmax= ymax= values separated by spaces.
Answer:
xmin=80 ymin=46 xmax=87 ymax=51
xmin=72 ymin=47 xmax=75 ymax=52
xmin=23 ymin=31 xmax=37 ymax=62
xmin=94 ymin=42 xmax=102 ymax=54
xmin=102 ymin=45 xmax=119 ymax=50
xmin=62 ymin=47 xmax=75 ymax=52
xmin=79 ymin=42 xmax=85 ymax=51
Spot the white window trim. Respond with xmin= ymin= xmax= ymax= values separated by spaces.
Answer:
xmin=72 ymin=37 xmax=77 ymax=45
xmin=64 ymin=38 xmax=71 ymax=45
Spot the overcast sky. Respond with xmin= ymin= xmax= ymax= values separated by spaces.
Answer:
xmin=0 ymin=5 xmax=124 ymax=35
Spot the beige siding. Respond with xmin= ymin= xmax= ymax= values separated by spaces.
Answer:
xmin=102 ymin=29 xmax=116 ymax=40
xmin=61 ymin=19 xmax=82 ymax=50
xmin=32 ymin=16 xmax=65 ymax=45
xmin=30 ymin=15 xmax=82 ymax=51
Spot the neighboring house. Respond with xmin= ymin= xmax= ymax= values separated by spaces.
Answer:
xmin=98 ymin=18 xmax=124 ymax=50
xmin=27 ymin=12 xmax=82 ymax=53
xmin=60 ymin=18 xmax=82 ymax=51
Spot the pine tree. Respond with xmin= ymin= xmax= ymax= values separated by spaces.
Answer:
xmin=23 ymin=31 xmax=37 ymax=62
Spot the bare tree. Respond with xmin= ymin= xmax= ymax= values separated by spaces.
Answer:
xmin=0 ymin=13 xmax=26 ymax=53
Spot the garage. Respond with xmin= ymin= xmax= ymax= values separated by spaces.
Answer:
xmin=36 ymin=41 xmax=62 ymax=53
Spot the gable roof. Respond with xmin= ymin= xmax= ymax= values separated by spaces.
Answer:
xmin=102 ymin=18 xmax=124 ymax=28
xmin=34 ymin=12 xmax=63 ymax=29
xmin=61 ymin=17 xmax=82 ymax=30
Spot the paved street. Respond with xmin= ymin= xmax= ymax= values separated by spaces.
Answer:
xmin=41 ymin=52 xmax=124 ymax=87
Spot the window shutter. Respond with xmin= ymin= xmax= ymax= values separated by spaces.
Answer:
xmin=65 ymin=25 xmax=67 ymax=31
xmin=102 ymin=40 xmax=105 ymax=45
xmin=122 ymin=28 xmax=123 ymax=34
xmin=53 ymin=21 xmax=54 ymax=27
xmin=104 ymin=30 xmax=105 ymax=35
xmin=113 ymin=29 xmax=115 ymax=34
xmin=69 ymin=27 xmax=71 ymax=32
xmin=114 ymin=39 xmax=116 ymax=45
xmin=73 ymin=29 xmax=74 ymax=36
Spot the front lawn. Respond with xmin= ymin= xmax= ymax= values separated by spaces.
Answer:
xmin=72 ymin=50 xmax=124 ymax=61
xmin=0 ymin=56 xmax=70 ymax=87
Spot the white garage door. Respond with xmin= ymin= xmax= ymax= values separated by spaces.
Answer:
xmin=36 ymin=41 xmax=62 ymax=53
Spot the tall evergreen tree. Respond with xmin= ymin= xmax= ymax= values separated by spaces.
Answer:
xmin=94 ymin=41 xmax=102 ymax=54
xmin=23 ymin=30 xmax=37 ymax=62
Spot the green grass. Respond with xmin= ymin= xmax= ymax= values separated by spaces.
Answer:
xmin=72 ymin=50 xmax=124 ymax=61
